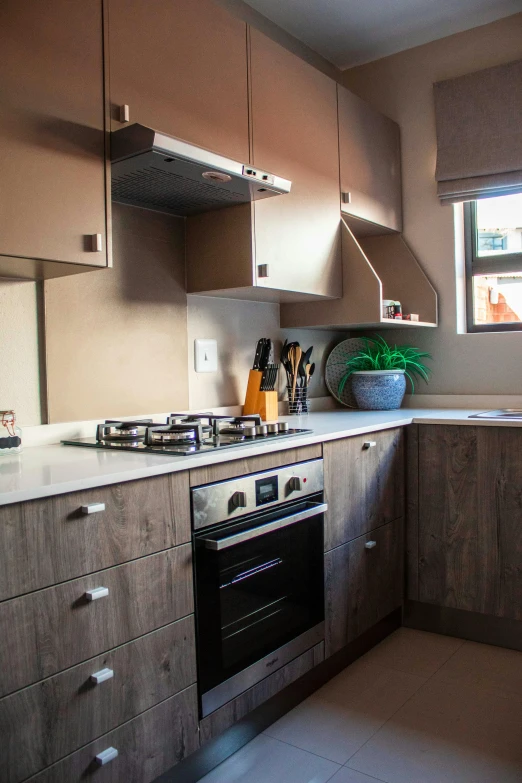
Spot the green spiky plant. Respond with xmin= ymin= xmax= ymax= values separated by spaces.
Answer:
xmin=338 ymin=335 xmax=432 ymax=395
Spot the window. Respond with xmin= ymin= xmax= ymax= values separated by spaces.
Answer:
xmin=465 ymin=193 xmax=522 ymax=332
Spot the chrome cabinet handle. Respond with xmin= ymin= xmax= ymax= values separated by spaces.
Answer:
xmin=365 ymin=540 xmax=377 ymax=549
xmin=119 ymin=104 xmax=130 ymax=122
xmin=85 ymin=586 xmax=109 ymax=601
xmin=363 ymin=441 xmax=377 ymax=449
xmin=90 ymin=667 xmax=114 ymax=685
xmin=95 ymin=747 xmax=118 ymax=766
xmin=81 ymin=502 xmax=106 ymax=515
xmin=90 ymin=234 xmax=103 ymax=252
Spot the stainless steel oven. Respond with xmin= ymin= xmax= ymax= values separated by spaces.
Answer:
xmin=192 ymin=459 xmax=326 ymax=717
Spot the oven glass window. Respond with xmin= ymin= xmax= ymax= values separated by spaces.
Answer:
xmin=195 ymin=509 xmax=323 ymax=695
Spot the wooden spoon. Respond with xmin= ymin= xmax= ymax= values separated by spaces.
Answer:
xmin=290 ymin=345 xmax=302 ymax=403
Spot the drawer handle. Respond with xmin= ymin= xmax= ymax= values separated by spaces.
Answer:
xmin=95 ymin=747 xmax=118 ymax=766
xmin=85 ymin=586 xmax=109 ymax=601
xmin=363 ymin=441 xmax=377 ymax=449
xmin=365 ymin=540 xmax=377 ymax=549
xmin=81 ymin=502 xmax=106 ymax=515
xmin=90 ymin=667 xmax=114 ymax=685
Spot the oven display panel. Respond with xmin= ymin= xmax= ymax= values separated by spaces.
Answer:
xmin=255 ymin=475 xmax=278 ymax=506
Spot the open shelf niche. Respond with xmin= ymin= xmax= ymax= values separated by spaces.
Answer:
xmin=280 ymin=216 xmax=438 ymax=330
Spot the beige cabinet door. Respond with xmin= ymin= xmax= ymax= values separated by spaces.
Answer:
xmin=338 ymin=84 xmax=402 ymax=232
xmin=0 ymin=0 xmax=107 ymax=268
xmin=108 ymin=0 xmax=250 ymax=162
xmin=249 ymin=29 xmax=342 ymax=299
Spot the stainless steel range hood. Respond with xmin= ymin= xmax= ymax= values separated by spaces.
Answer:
xmin=111 ymin=124 xmax=291 ymax=217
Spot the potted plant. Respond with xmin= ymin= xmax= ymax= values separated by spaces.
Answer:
xmin=338 ymin=335 xmax=431 ymax=410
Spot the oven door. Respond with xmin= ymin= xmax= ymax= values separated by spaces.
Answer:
xmin=194 ymin=497 xmax=326 ymax=717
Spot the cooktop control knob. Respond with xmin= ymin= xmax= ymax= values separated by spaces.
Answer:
xmin=230 ymin=490 xmax=247 ymax=509
xmin=288 ymin=476 xmax=302 ymax=493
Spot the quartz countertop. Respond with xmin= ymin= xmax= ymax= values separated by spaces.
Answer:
xmin=0 ymin=408 xmax=517 ymax=506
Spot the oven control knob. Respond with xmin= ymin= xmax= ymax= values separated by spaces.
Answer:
xmin=288 ymin=476 xmax=302 ymax=493
xmin=231 ymin=490 xmax=247 ymax=509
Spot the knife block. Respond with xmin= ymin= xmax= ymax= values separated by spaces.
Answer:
xmin=243 ymin=370 xmax=278 ymax=422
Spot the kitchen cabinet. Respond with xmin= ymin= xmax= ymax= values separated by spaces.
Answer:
xmin=325 ymin=519 xmax=403 ymax=657
xmin=186 ymin=27 xmax=342 ymax=302
xmin=0 ymin=0 xmax=109 ymax=278
xmin=323 ymin=428 xmax=404 ymax=552
xmin=108 ymin=0 xmax=250 ymax=162
xmin=338 ymin=85 xmax=402 ymax=233
xmin=414 ymin=424 xmax=522 ymax=622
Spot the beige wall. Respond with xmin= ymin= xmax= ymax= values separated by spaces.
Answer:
xmin=343 ymin=13 xmax=522 ymax=395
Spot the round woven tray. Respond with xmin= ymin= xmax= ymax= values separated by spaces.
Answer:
xmin=325 ymin=338 xmax=368 ymax=408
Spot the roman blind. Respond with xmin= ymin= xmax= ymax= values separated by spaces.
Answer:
xmin=434 ymin=59 xmax=522 ymax=204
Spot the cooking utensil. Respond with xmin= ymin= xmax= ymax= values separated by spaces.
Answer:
xmin=289 ymin=345 xmax=302 ymax=403
xmin=299 ymin=346 xmax=313 ymax=387
xmin=253 ymin=339 xmax=264 ymax=370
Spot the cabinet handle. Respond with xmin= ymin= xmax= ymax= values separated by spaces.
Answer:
xmin=81 ymin=502 xmax=106 ymax=515
xmin=365 ymin=540 xmax=377 ymax=550
xmin=363 ymin=441 xmax=377 ymax=449
xmin=257 ymin=263 xmax=269 ymax=278
xmin=85 ymin=586 xmax=109 ymax=601
xmin=90 ymin=667 xmax=114 ymax=685
xmin=90 ymin=234 xmax=103 ymax=252
xmin=95 ymin=747 xmax=118 ymax=766
xmin=119 ymin=104 xmax=130 ymax=123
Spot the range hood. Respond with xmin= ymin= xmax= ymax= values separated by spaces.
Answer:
xmin=111 ymin=124 xmax=291 ymax=217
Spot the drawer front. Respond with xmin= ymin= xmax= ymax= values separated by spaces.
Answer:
xmin=189 ymin=443 xmax=322 ymax=486
xmin=324 ymin=428 xmax=404 ymax=551
xmin=26 ymin=685 xmax=199 ymax=783
xmin=0 ymin=472 xmax=190 ymax=601
xmin=0 ymin=546 xmax=193 ymax=697
xmin=0 ymin=616 xmax=196 ymax=783
xmin=325 ymin=518 xmax=403 ymax=657
xmin=200 ymin=641 xmax=324 ymax=743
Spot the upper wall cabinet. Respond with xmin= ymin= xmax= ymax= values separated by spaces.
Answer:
xmin=186 ymin=28 xmax=342 ymax=302
xmin=338 ymin=85 xmax=402 ymax=234
xmin=0 ymin=0 xmax=108 ymax=279
xmin=249 ymin=29 xmax=342 ymax=299
xmin=108 ymin=0 xmax=250 ymax=162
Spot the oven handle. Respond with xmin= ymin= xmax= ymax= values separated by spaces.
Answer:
xmin=200 ymin=502 xmax=328 ymax=551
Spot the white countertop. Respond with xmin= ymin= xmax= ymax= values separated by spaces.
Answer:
xmin=0 ymin=408 xmax=517 ymax=506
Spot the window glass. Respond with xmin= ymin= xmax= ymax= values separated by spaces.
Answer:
xmin=475 ymin=194 xmax=522 ymax=257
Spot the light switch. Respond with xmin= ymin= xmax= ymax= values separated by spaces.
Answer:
xmin=195 ymin=339 xmax=218 ymax=373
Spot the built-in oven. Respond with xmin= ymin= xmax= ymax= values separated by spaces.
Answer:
xmin=192 ymin=458 xmax=326 ymax=717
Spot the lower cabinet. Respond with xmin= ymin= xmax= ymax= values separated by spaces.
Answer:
xmin=325 ymin=519 xmax=403 ymax=658
xmin=26 ymin=686 xmax=199 ymax=783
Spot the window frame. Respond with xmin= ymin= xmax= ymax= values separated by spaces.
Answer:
xmin=464 ymin=200 xmax=522 ymax=333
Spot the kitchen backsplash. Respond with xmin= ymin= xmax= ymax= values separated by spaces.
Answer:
xmin=0 ymin=205 xmax=344 ymax=426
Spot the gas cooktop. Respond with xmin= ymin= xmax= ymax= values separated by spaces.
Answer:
xmin=62 ymin=414 xmax=312 ymax=456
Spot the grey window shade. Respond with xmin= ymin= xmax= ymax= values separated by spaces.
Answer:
xmin=434 ymin=59 xmax=522 ymax=204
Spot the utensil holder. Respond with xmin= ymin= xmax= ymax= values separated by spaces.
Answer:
xmin=243 ymin=370 xmax=278 ymax=422
xmin=287 ymin=385 xmax=309 ymax=415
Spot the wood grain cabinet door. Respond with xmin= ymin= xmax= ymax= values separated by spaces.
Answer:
xmin=0 ymin=0 xmax=107 ymax=267
xmin=417 ymin=425 xmax=498 ymax=616
xmin=338 ymin=84 xmax=402 ymax=232
xmin=108 ymin=0 xmax=250 ymax=161
xmin=249 ymin=29 xmax=342 ymax=299
xmin=323 ymin=428 xmax=404 ymax=551
xmin=325 ymin=519 xmax=403 ymax=657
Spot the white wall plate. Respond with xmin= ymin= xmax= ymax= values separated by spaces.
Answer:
xmin=194 ymin=339 xmax=218 ymax=373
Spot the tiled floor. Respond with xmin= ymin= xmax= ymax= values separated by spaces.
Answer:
xmin=197 ymin=628 xmax=522 ymax=783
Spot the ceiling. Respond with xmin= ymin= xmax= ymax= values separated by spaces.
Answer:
xmin=242 ymin=0 xmax=522 ymax=68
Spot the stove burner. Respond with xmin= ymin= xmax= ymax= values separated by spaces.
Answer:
xmin=96 ymin=419 xmax=154 ymax=442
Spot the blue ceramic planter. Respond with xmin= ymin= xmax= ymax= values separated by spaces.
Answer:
xmin=352 ymin=370 xmax=406 ymax=410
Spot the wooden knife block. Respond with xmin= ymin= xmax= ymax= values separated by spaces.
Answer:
xmin=243 ymin=370 xmax=278 ymax=422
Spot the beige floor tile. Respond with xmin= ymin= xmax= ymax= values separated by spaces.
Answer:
xmin=196 ymin=734 xmax=340 ymax=783
xmin=360 ymin=627 xmax=464 ymax=678
xmin=346 ymin=677 xmax=522 ymax=783
xmin=328 ymin=767 xmax=386 ymax=783
xmin=433 ymin=639 xmax=522 ymax=701
xmin=263 ymin=665 xmax=425 ymax=764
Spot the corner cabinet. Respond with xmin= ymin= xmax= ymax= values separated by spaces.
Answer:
xmin=186 ymin=27 xmax=342 ymax=302
xmin=107 ymin=0 xmax=250 ymax=162
xmin=337 ymin=84 xmax=402 ymax=233
xmin=0 ymin=0 xmax=109 ymax=279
